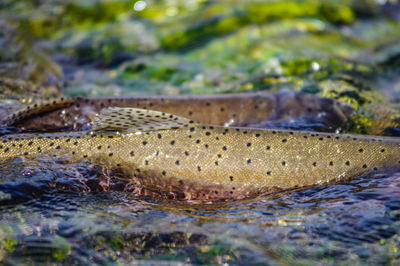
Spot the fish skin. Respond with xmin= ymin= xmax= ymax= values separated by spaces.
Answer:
xmin=0 ymin=107 xmax=398 ymax=201
xmin=2 ymin=91 xmax=352 ymax=132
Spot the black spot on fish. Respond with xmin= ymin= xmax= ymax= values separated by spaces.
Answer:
xmin=4 ymin=148 xmax=9 ymax=153
xmin=329 ymin=161 xmax=333 ymax=166
xmin=28 ymin=141 xmax=33 ymax=146
xmin=215 ymin=161 xmax=219 ymax=166
xmin=196 ymin=140 xmax=201 ymax=144
xmin=175 ymin=160 xmax=180 ymax=165
xmin=247 ymin=143 xmax=251 ymax=147
xmin=266 ymin=146 xmax=271 ymax=150
xmin=222 ymin=146 xmax=227 ymax=151
xmin=143 ymin=141 xmax=147 ymax=146
xmin=373 ymin=167 xmax=378 ymax=171
xmin=381 ymin=149 xmax=385 ymax=152
xmin=313 ymin=162 xmax=317 ymax=167
xmin=83 ymin=155 xmax=88 ymax=158
xmin=255 ymin=133 xmax=260 ymax=137
xmin=190 ymin=127 xmax=195 ymax=132
xmin=24 ymin=152 xmax=28 ymax=156
xmin=158 ymin=134 xmax=162 ymax=139
xmin=363 ymin=164 xmax=367 ymax=168
xmin=247 ymin=159 xmax=251 ymax=164
xmin=73 ymin=142 xmax=78 ymax=145
xmin=282 ymin=161 xmax=286 ymax=166
xmin=205 ymin=132 xmax=211 ymax=136
xmin=359 ymin=148 xmax=363 ymax=153
xmin=56 ymin=146 xmax=61 ymax=149
xmin=197 ymin=166 xmax=201 ymax=171
xmin=162 ymin=171 xmax=166 ymax=176
xmin=170 ymin=140 xmax=175 ymax=145
xmin=217 ymin=154 xmax=222 ymax=158
xmin=130 ymin=151 xmax=134 ymax=157
xmin=345 ymin=161 xmax=350 ymax=166
xmin=282 ymin=139 xmax=287 ymax=143
xmin=184 ymin=151 xmax=189 ymax=156
xmin=205 ymin=144 xmax=209 ymax=148
xmin=267 ymin=171 xmax=271 ymax=176
xmin=145 ymin=160 xmax=149 ymax=165
xmin=98 ymin=146 xmax=102 ymax=150
xmin=319 ymin=137 xmax=324 ymax=141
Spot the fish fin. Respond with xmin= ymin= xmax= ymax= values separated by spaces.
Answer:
xmin=1 ymin=97 xmax=82 ymax=126
xmin=91 ymin=107 xmax=198 ymax=133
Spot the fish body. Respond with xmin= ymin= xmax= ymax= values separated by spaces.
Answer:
xmin=0 ymin=107 xmax=398 ymax=200
xmin=2 ymin=91 xmax=352 ymax=132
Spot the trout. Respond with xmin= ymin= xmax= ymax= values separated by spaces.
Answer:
xmin=2 ymin=91 xmax=352 ymax=131
xmin=0 ymin=107 xmax=398 ymax=200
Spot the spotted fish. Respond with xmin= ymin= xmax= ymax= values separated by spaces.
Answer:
xmin=1 ymin=91 xmax=352 ymax=131
xmin=0 ymin=107 xmax=399 ymax=200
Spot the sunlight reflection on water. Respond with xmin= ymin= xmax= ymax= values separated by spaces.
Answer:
xmin=1 ymin=157 xmax=400 ymax=264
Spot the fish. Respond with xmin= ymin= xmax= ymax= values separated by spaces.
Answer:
xmin=0 ymin=107 xmax=398 ymax=201
xmin=1 ymin=91 xmax=352 ymax=132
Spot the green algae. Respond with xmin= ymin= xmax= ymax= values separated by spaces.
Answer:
xmin=2 ymin=0 xmax=400 ymax=264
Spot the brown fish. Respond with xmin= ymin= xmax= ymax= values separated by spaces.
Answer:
xmin=0 ymin=107 xmax=397 ymax=201
xmin=2 ymin=91 xmax=352 ymax=132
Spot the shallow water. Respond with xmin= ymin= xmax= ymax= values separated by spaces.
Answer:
xmin=2 ymin=0 xmax=400 ymax=264
xmin=1 ymin=156 xmax=400 ymax=265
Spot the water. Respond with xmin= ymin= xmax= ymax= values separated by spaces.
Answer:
xmin=2 ymin=0 xmax=400 ymax=264
xmin=1 ymin=155 xmax=400 ymax=264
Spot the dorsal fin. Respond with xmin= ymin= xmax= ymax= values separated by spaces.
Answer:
xmin=91 ymin=107 xmax=199 ymax=133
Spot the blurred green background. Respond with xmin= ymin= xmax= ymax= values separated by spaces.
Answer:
xmin=1 ymin=0 xmax=400 ymax=134
xmin=2 ymin=2 xmax=400 ymax=265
